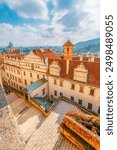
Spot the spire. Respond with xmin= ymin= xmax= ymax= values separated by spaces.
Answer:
xmin=7 ymin=42 xmax=15 ymax=53
xmin=63 ymin=40 xmax=74 ymax=46
xmin=7 ymin=42 xmax=14 ymax=49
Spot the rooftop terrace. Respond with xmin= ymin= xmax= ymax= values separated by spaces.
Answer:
xmin=7 ymin=92 xmax=79 ymax=150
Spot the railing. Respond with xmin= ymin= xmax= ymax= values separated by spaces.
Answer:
xmin=29 ymin=96 xmax=62 ymax=116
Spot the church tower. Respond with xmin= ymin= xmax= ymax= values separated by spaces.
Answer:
xmin=7 ymin=42 xmax=15 ymax=53
xmin=63 ymin=40 xmax=74 ymax=60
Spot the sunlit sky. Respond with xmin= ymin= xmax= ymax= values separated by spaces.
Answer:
xmin=0 ymin=0 xmax=99 ymax=46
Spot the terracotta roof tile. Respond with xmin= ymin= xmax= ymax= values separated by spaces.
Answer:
xmin=34 ymin=49 xmax=62 ymax=60
xmin=0 ymin=54 xmax=4 ymax=64
xmin=49 ymin=59 xmax=100 ymax=87
xmin=63 ymin=40 xmax=74 ymax=46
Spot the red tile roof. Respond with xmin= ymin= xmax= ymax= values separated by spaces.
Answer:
xmin=34 ymin=49 xmax=62 ymax=60
xmin=73 ymin=56 xmax=100 ymax=63
xmin=8 ymin=50 xmax=22 ymax=55
xmin=48 ymin=59 xmax=100 ymax=87
xmin=63 ymin=40 xmax=74 ymax=46
xmin=0 ymin=54 xmax=4 ymax=64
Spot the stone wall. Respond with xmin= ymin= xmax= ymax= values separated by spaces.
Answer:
xmin=0 ymin=80 xmax=25 ymax=150
xmin=61 ymin=115 xmax=100 ymax=150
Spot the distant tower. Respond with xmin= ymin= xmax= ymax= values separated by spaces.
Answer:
xmin=7 ymin=42 xmax=15 ymax=53
xmin=63 ymin=40 xmax=74 ymax=60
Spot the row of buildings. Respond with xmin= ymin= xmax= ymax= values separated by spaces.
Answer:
xmin=0 ymin=40 xmax=100 ymax=114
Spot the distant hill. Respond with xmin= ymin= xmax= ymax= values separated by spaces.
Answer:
xmin=74 ymin=38 xmax=100 ymax=54
xmin=0 ymin=38 xmax=100 ymax=54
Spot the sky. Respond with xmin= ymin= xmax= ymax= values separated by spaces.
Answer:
xmin=0 ymin=0 xmax=100 ymax=46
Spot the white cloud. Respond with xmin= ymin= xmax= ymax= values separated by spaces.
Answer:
xmin=3 ymin=0 xmax=48 ymax=19
xmin=0 ymin=0 xmax=100 ymax=46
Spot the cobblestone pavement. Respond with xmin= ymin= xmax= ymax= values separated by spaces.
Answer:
xmin=7 ymin=93 xmax=79 ymax=150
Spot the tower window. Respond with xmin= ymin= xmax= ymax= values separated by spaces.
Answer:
xmin=67 ymin=48 xmax=69 ymax=52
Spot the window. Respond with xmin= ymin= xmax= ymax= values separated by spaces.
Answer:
xmin=43 ymin=75 xmax=45 ymax=78
xmin=17 ymin=70 xmax=20 ymax=74
xmin=71 ymin=84 xmax=75 ymax=90
xmin=90 ymin=89 xmax=95 ymax=96
xmin=30 ymin=81 xmax=33 ymax=84
xmin=98 ymin=106 xmax=100 ymax=114
xmin=24 ymin=72 xmax=26 ymax=76
xmin=19 ymin=86 xmax=22 ymax=90
xmin=30 ymin=73 xmax=32 ymax=77
xmin=60 ymin=80 xmax=63 ymax=86
xmin=71 ymin=96 xmax=74 ymax=101
xmin=88 ymin=103 xmax=92 ymax=110
xmin=67 ymin=48 xmax=69 ymax=52
xmin=79 ymin=85 xmax=84 ymax=93
xmin=43 ymin=88 xmax=45 ymax=95
xmin=18 ymin=78 xmax=21 ymax=83
xmin=37 ymin=75 xmax=39 ymax=79
xmin=7 ymin=73 xmax=9 ymax=77
xmin=60 ymin=92 xmax=63 ymax=96
xmin=54 ymin=79 xmax=57 ymax=85
xmin=54 ymin=90 xmax=57 ymax=96
xmin=51 ymin=95 xmax=53 ymax=99
xmin=24 ymin=80 xmax=27 ymax=85
xmin=78 ymin=99 xmax=82 ymax=105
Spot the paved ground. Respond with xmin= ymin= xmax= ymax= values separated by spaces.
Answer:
xmin=7 ymin=93 xmax=79 ymax=150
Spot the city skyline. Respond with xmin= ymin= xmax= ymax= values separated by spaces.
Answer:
xmin=0 ymin=0 xmax=99 ymax=46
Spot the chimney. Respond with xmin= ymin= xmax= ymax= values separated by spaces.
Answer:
xmin=66 ymin=60 xmax=70 ymax=74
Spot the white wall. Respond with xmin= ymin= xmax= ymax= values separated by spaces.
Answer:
xmin=48 ymin=76 xmax=100 ymax=113
xmin=29 ymin=82 xmax=48 ymax=98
